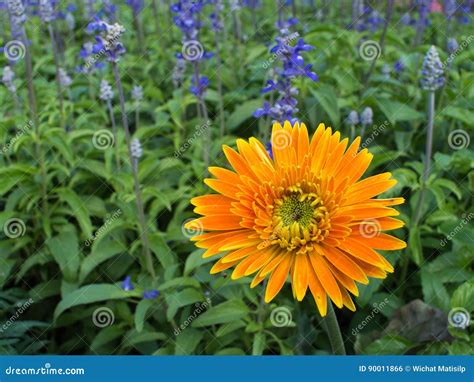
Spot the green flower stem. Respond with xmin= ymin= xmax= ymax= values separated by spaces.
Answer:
xmin=106 ymin=100 xmax=120 ymax=169
xmin=350 ymin=124 xmax=355 ymax=141
xmin=324 ymin=300 xmax=346 ymax=355
xmin=113 ymin=63 xmax=156 ymax=282
xmin=413 ymin=91 xmax=435 ymax=226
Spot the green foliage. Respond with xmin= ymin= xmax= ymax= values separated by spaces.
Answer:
xmin=0 ymin=1 xmax=472 ymax=356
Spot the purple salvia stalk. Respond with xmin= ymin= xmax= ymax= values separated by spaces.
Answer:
xmin=85 ymin=20 xmax=157 ymax=280
xmin=113 ymin=63 xmax=156 ymax=281
xmin=87 ymin=18 xmax=155 ymax=279
xmin=413 ymin=46 xmax=444 ymax=226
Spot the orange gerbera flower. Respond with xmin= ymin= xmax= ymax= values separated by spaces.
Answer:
xmin=185 ymin=122 xmax=406 ymax=316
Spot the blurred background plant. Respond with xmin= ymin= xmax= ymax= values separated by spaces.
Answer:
xmin=0 ymin=0 xmax=472 ymax=356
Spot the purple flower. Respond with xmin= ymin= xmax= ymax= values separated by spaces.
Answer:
xmin=130 ymin=138 xmax=143 ymax=160
xmin=394 ymin=59 xmax=405 ymax=74
xmin=361 ymin=107 xmax=373 ymax=126
xmin=447 ymin=38 xmax=459 ymax=54
xmin=121 ymin=276 xmax=135 ymax=291
xmin=131 ymin=85 xmax=144 ymax=102
xmin=172 ymin=1 xmax=211 ymax=99
xmin=7 ymin=0 xmax=27 ymax=26
xmin=86 ymin=19 xmax=126 ymax=63
xmin=458 ymin=5 xmax=471 ymax=24
xmin=420 ymin=45 xmax=444 ymax=91
xmin=347 ymin=110 xmax=359 ymax=125
xmin=190 ymin=76 xmax=209 ymax=97
xmin=143 ymin=290 xmax=160 ymax=299
xmin=255 ymin=18 xmax=317 ymax=122
xmin=78 ymin=41 xmax=105 ymax=73
xmin=265 ymin=141 xmax=273 ymax=160
xmin=39 ymin=0 xmax=55 ymax=23
xmin=2 ymin=66 xmax=17 ymax=93
xmin=254 ymin=101 xmax=271 ymax=118
xmin=172 ymin=58 xmax=187 ymax=88
xmin=125 ymin=0 xmax=144 ymax=15
xmin=99 ymin=79 xmax=114 ymax=101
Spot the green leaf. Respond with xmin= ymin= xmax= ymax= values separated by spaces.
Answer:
xmin=56 ymin=188 xmax=93 ymax=238
xmin=409 ymin=227 xmax=423 ymax=266
xmin=363 ymin=336 xmax=412 ymax=355
xmin=227 ymin=99 xmax=262 ymax=131
xmin=252 ymin=332 xmax=266 ymax=355
xmin=429 ymin=185 xmax=446 ymax=209
xmin=166 ymin=288 xmax=203 ymax=321
xmin=47 ymin=229 xmax=80 ymax=282
xmin=174 ymin=329 xmax=204 ymax=355
xmin=421 ymin=270 xmax=450 ymax=311
xmin=159 ymin=277 xmax=201 ymax=291
xmin=216 ymin=320 xmax=246 ymax=337
xmin=54 ymin=284 xmax=139 ymax=320
xmin=451 ymin=281 xmax=474 ymax=311
xmin=309 ymin=84 xmax=340 ymax=126
xmin=433 ymin=178 xmax=462 ymax=200
xmin=192 ymin=300 xmax=249 ymax=327
xmin=79 ymin=240 xmax=124 ymax=283
xmin=441 ymin=106 xmax=474 ymax=126
xmin=149 ymin=233 xmax=176 ymax=268
xmin=123 ymin=330 xmax=167 ymax=347
xmin=184 ymin=249 xmax=214 ymax=276
xmin=135 ymin=299 xmax=154 ymax=333
xmin=90 ymin=326 xmax=125 ymax=352
xmin=375 ymin=98 xmax=424 ymax=125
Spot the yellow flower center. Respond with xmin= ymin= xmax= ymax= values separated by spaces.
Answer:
xmin=268 ymin=186 xmax=331 ymax=254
